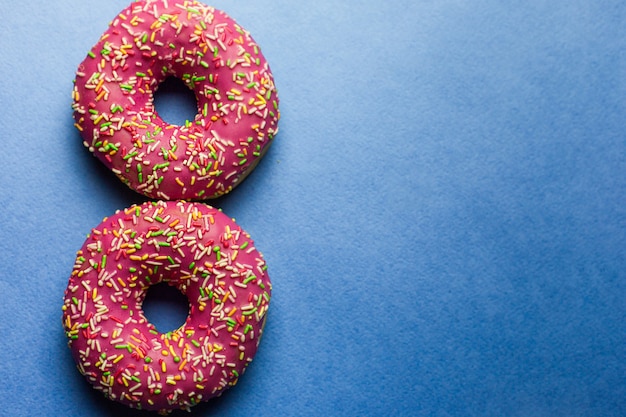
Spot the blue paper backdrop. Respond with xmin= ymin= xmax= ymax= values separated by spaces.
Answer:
xmin=1 ymin=1 xmax=625 ymax=416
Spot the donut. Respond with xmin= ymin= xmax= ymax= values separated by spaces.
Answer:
xmin=62 ymin=201 xmax=272 ymax=413
xmin=71 ymin=0 xmax=280 ymax=200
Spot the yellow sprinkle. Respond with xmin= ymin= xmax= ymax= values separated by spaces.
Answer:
xmin=96 ymin=78 xmax=105 ymax=92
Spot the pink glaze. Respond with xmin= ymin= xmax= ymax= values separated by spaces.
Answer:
xmin=72 ymin=0 xmax=279 ymax=200
xmin=62 ymin=201 xmax=271 ymax=413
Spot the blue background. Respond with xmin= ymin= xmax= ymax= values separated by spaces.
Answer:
xmin=1 ymin=1 xmax=625 ymax=416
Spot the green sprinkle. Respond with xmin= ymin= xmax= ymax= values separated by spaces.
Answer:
xmin=72 ymin=297 xmax=78 ymax=305
xmin=200 ymin=61 xmax=209 ymax=69
xmin=144 ymin=357 xmax=152 ymax=363
xmin=153 ymin=162 xmax=170 ymax=169
xmin=242 ymin=307 xmax=258 ymax=316
xmin=123 ymin=151 xmax=138 ymax=161
xmin=239 ymin=241 xmax=249 ymax=250
xmin=87 ymin=51 xmax=96 ymax=58
xmin=243 ymin=274 xmax=257 ymax=284
xmin=136 ymin=72 xmax=146 ymax=78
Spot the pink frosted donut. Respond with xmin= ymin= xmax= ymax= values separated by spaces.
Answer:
xmin=72 ymin=0 xmax=279 ymax=200
xmin=62 ymin=201 xmax=272 ymax=413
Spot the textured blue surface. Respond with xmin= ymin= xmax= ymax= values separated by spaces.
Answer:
xmin=1 ymin=1 xmax=626 ymax=416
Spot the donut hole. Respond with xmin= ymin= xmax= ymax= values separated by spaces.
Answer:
xmin=142 ymin=282 xmax=190 ymax=333
xmin=153 ymin=76 xmax=199 ymax=126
